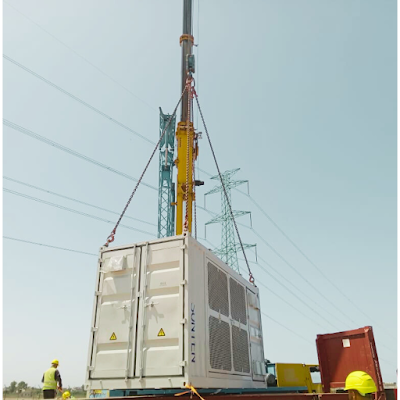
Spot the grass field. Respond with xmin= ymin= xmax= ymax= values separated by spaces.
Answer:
xmin=3 ymin=391 xmax=87 ymax=399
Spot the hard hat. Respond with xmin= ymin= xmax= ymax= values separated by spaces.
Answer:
xmin=345 ymin=371 xmax=377 ymax=395
xmin=51 ymin=359 xmax=59 ymax=366
xmin=62 ymin=391 xmax=71 ymax=399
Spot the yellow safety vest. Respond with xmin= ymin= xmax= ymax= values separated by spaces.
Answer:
xmin=43 ymin=367 xmax=57 ymax=390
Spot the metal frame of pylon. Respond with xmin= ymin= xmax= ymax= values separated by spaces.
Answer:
xmin=204 ymin=168 xmax=256 ymax=274
xmin=157 ymin=108 xmax=177 ymax=238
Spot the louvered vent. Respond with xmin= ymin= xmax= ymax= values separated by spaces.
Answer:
xmin=208 ymin=262 xmax=229 ymax=317
xmin=229 ymin=278 xmax=247 ymax=325
xmin=209 ymin=316 xmax=232 ymax=371
xmin=232 ymin=325 xmax=250 ymax=373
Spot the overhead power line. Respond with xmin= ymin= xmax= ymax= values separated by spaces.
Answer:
xmin=4 ymin=1 xmax=156 ymax=112
xmin=255 ymin=252 xmax=343 ymax=327
xmin=255 ymin=247 xmax=348 ymax=328
xmin=198 ymin=214 xmax=336 ymax=330
xmin=237 ymin=190 xmax=397 ymax=341
xmin=3 ymin=176 xmax=156 ymax=227
xmin=244 ymin=258 xmax=338 ymax=330
xmin=3 ymin=188 xmax=156 ymax=237
xmin=3 ymin=119 xmax=157 ymax=191
xmin=203 ymin=184 xmax=393 ymax=331
xmin=249 ymin=228 xmax=354 ymax=327
xmin=3 ymin=54 xmax=154 ymax=145
xmin=3 ymin=236 xmax=97 ymax=256
xmin=199 ymin=204 xmax=345 ymax=328
xmin=202 ymin=174 xmax=396 ymax=338
xmin=237 ymin=189 xmax=393 ymax=338
xmin=200 ymin=203 xmax=396 ymax=354
xmin=3 ymin=54 xmax=213 ymax=179
xmin=239 ymin=263 xmax=330 ymax=331
xmin=202 ymin=185 xmax=396 ymax=341
xmin=198 ymin=234 xmax=328 ymax=330
xmin=260 ymin=311 xmax=313 ymax=345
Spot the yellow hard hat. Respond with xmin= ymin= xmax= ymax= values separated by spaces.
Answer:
xmin=51 ymin=359 xmax=59 ymax=366
xmin=62 ymin=391 xmax=71 ymax=399
xmin=345 ymin=371 xmax=377 ymax=395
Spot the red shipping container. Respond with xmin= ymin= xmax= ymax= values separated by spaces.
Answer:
xmin=316 ymin=326 xmax=385 ymax=400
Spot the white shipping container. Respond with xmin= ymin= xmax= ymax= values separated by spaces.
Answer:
xmin=86 ymin=235 xmax=266 ymax=391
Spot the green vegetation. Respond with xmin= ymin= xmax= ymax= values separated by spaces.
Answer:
xmin=3 ymin=382 xmax=86 ymax=399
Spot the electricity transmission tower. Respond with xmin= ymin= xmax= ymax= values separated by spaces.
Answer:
xmin=157 ymin=108 xmax=176 ymax=238
xmin=205 ymin=168 xmax=256 ymax=273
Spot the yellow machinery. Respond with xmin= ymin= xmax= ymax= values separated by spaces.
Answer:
xmin=266 ymin=363 xmax=323 ymax=393
xmin=175 ymin=119 xmax=197 ymax=235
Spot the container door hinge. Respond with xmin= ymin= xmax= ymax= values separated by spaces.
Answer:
xmin=180 ymin=318 xmax=187 ymax=325
xmin=95 ymin=291 xmax=101 ymax=296
xmin=87 ymin=366 xmax=94 ymax=371
xmin=179 ymin=361 xmax=187 ymax=367
xmin=180 ymin=279 xmax=187 ymax=286
xmin=91 ymin=327 xmax=98 ymax=332
xmin=180 ymin=245 xmax=187 ymax=250
xmin=145 ymin=301 xmax=159 ymax=308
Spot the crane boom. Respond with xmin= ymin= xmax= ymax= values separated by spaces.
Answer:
xmin=175 ymin=0 xmax=197 ymax=235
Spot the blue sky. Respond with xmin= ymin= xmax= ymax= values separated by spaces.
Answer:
xmin=3 ymin=0 xmax=397 ymax=387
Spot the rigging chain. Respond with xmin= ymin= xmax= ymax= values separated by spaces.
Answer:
xmin=103 ymin=85 xmax=188 ymax=247
xmin=194 ymin=93 xmax=255 ymax=285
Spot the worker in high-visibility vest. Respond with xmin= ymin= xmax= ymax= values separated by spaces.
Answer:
xmin=41 ymin=359 xmax=62 ymax=399
xmin=345 ymin=371 xmax=377 ymax=400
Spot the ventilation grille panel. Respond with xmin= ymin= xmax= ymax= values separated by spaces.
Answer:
xmin=229 ymin=278 xmax=247 ymax=325
xmin=208 ymin=262 xmax=229 ymax=317
xmin=232 ymin=325 xmax=250 ymax=373
xmin=209 ymin=316 xmax=232 ymax=371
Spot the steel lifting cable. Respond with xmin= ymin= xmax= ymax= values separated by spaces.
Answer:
xmin=194 ymin=94 xmax=255 ymax=285
xmin=103 ymin=86 xmax=188 ymax=246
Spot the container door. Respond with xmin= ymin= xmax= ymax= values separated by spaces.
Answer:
xmin=89 ymin=247 xmax=140 ymax=379
xmin=316 ymin=326 xmax=385 ymax=400
xmin=135 ymin=239 xmax=185 ymax=377
xmin=247 ymin=289 xmax=266 ymax=380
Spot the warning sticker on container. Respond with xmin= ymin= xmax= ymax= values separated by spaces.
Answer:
xmin=110 ymin=332 xmax=117 ymax=340
xmin=342 ymin=338 xmax=350 ymax=348
xmin=157 ymin=328 xmax=165 ymax=337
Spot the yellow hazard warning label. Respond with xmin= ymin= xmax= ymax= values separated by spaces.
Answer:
xmin=157 ymin=328 xmax=165 ymax=337
xmin=110 ymin=332 xmax=117 ymax=340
